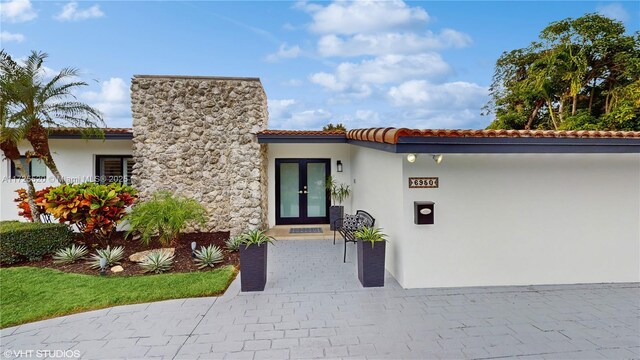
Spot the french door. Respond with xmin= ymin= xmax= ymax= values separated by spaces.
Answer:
xmin=275 ymin=159 xmax=331 ymax=225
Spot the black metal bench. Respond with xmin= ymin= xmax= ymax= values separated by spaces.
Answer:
xmin=333 ymin=210 xmax=375 ymax=262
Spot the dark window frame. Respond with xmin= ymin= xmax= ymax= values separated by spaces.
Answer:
xmin=95 ymin=155 xmax=134 ymax=185
xmin=9 ymin=156 xmax=47 ymax=179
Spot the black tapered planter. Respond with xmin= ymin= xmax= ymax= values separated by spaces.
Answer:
xmin=357 ymin=240 xmax=386 ymax=287
xmin=329 ymin=206 xmax=344 ymax=230
xmin=239 ymin=243 xmax=268 ymax=292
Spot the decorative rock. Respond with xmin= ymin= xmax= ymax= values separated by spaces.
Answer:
xmin=110 ymin=265 xmax=124 ymax=273
xmin=129 ymin=248 xmax=175 ymax=263
xmin=131 ymin=76 xmax=268 ymax=236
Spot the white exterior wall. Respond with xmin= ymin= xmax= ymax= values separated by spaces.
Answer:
xmin=266 ymin=144 xmax=352 ymax=228
xmin=349 ymin=146 xmax=406 ymax=284
xmin=398 ymin=153 xmax=640 ymax=288
xmin=1 ymin=139 xmax=132 ymax=221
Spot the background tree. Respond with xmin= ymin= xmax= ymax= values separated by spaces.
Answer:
xmin=322 ymin=123 xmax=347 ymax=131
xmin=0 ymin=51 xmax=42 ymax=222
xmin=1 ymin=51 xmax=104 ymax=184
xmin=486 ymin=14 xmax=639 ymax=131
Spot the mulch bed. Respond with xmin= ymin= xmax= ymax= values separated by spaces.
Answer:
xmin=6 ymin=231 xmax=238 ymax=276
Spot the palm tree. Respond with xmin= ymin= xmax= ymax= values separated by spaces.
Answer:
xmin=0 ymin=53 xmax=42 ymax=221
xmin=2 ymin=51 xmax=104 ymax=184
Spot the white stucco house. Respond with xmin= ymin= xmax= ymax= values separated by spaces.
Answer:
xmin=2 ymin=75 xmax=639 ymax=289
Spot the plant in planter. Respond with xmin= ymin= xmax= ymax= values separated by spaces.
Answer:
xmin=326 ymin=176 xmax=351 ymax=231
xmin=238 ymin=229 xmax=275 ymax=292
xmin=353 ymin=226 xmax=387 ymax=287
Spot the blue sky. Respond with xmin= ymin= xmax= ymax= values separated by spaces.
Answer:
xmin=1 ymin=0 xmax=638 ymax=130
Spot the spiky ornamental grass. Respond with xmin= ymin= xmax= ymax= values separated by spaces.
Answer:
xmin=139 ymin=249 xmax=175 ymax=274
xmin=194 ymin=244 xmax=224 ymax=269
xmin=88 ymin=246 xmax=124 ymax=269
xmin=53 ymin=244 xmax=88 ymax=264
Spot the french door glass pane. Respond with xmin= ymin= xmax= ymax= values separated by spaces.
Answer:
xmin=306 ymin=162 xmax=326 ymax=217
xmin=279 ymin=163 xmax=300 ymax=218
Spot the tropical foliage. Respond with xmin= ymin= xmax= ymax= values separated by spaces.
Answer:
xmin=0 ymin=50 xmax=104 ymax=184
xmin=38 ymin=183 xmax=137 ymax=243
xmin=326 ymin=176 xmax=351 ymax=206
xmin=125 ymin=191 xmax=207 ymax=247
xmin=14 ymin=187 xmax=52 ymax=223
xmin=485 ymin=14 xmax=640 ymax=131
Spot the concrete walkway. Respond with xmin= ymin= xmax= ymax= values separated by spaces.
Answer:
xmin=1 ymin=240 xmax=638 ymax=359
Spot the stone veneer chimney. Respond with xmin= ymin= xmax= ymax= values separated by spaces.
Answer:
xmin=130 ymin=75 xmax=268 ymax=235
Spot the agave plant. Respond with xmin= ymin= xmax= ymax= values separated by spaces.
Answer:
xmin=53 ymin=244 xmax=88 ymax=264
xmin=139 ymin=249 xmax=174 ymax=274
xmin=88 ymin=246 xmax=124 ymax=269
xmin=194 ymin=244 xmax=224 ymax=269
xmin=240 ymin=229 xmax=275 ymax=248
xmin=225 ymin=235 xmax=243 ymax=252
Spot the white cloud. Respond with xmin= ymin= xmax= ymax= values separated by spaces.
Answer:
xmin=387 ymin=80 xmax=488 ymax=109
xmin=272 ymin=108 xmax=333 ymax=130
xmin=0 ymin=0 xmax=36 ymax=23
xmin=318 ymin=29 xmax=471 ymax=57
xmin=54 ymin=1 xmax=104 ymax=21
xmin=597 ymin=3 xmax=630 ymax=23
xmin=304 ymin=0 xmax=429 ymax=35
xmin=0 ymin=31 xmax=25 ymax=42
xmin=81 ymin=78 xmax=130 ymax=126
xmin=268 ymin=99 xmax=297 ymax=120
xmin=310 ymin=53 xmax=451 ymax=96
xmin=266 ymin=43 xmax=302 ymax=62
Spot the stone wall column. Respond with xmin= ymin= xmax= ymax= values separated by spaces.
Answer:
xmin=131 ymin=75 xmax=269 ymax=235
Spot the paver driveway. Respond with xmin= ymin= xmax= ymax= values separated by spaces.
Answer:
xmin=1 ymin=240 xmax=639 ymax=359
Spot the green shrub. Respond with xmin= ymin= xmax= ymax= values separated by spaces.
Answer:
xmin=139 ymin=249 xmax=174 ymax=273
xmin=194 ymin=244 xmax=224 ymax=269
xmin=125 ymin=191 xmax=207 ymax=247
xmin=0 ymin=221 xmax=73 ymax=264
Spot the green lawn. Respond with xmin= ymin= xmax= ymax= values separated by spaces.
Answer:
xmin=0 ymin=266 xmax=237 ymax=328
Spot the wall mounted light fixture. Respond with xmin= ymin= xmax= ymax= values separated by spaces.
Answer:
xmin=407 ymin=154 xmax=417 ymax=163
xmin=336 ymin=160 xmax=343 ymax=172
xmin=432 ymin=154 xmax=443 ymax=164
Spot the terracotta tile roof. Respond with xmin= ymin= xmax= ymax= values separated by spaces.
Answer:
xmin=346 ymin=128 xmax=640 ymax=144
xmin=49 ymin=127 xmax=133 ymax=135
xmin=258 ymin=130 xmax=347 ymax=136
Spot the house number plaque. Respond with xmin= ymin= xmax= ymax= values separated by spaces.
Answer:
xmin=408 ymin=177 xmax=439 ymax=188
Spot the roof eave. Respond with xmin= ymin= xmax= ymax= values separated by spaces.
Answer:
xmin=257 ymin=134 xmax=347 ymax=144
